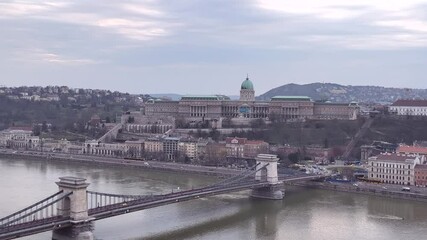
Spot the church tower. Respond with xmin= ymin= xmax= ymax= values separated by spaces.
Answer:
xmin=240 ymin=75 xmax=255 ymax=101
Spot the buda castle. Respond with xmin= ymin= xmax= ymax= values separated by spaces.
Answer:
xmin=142 ymin=77 xmax=359 ymax=123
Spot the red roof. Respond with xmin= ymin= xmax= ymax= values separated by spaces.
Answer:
xmin=373 ymin=153 xmax=418 ymax=162
xmin=415 ymin=164 xmax=427 ymax=170
xmin=397 ymin=145 xmax=427 ymax=155
xmin=391 ymin=99 xmax=427 ymax=107
xmin=246 ymin=140 xmax=268 ymax=145
xmin=7 ymin=126 xmax=33 ymax=131
xmin=225 ymin=137 xmax=247 ymax=144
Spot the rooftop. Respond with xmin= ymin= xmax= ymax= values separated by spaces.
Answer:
xmin=397 ymin=145 xmax=427 ymax=155
xmin=271 ymin=96 xmax=312 ymax=102
xmin=415 ymin=164 xmax=427 ymax=169
xmin=391 ymin=99 xmax=427 ymax=107
xmin=241 ymin=77 xmax=254 ymax=90
xmin=181 ymin=95 xmax=230 ymax=101
xmin=370 ymin=153 xmax=419 ymax=162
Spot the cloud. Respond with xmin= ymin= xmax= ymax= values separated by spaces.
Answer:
xmin=95 ymin=18 xmax=168 ymax=40
xmin=254 ymin=0 xmax=427 ymax=49
xmin=256 ymin=0 xmax=427 ymax=17
xmin=122 ymin=4 xmax=164 ymax=17
xmin=375 ymin=19 xmax=427 ymax=33
xmin=0 ymin=1 xmax=69 ymax=17
xmin=304 ymin=34 xmax=427 ymax=49
xmin=0 ymin=1 xmax=173 ymax=42
xmin=14 ymin=48 xmax=99 ymax=65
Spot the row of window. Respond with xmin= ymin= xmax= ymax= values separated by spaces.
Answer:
xmin=370 ymin=162 xmax=411 ymax=169
xmin=371 ymin=174 xmax=410 ymax=181
xmin=371 ymin=168 xmax=410 ymax=175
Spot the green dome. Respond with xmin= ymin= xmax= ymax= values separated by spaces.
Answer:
xmin=241 ymin=77 xmax=254 ymax=90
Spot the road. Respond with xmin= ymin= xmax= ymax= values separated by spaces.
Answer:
xmin=0 ymin=148 xmax=244 ymax=176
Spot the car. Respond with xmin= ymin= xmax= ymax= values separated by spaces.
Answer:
xmin=382 ymin=186 xmax=387 ymax=190
xmin=353 ymin=183 xmax=359 ymax=187
xmin=401 ymin=187 xmax=411 ymax=192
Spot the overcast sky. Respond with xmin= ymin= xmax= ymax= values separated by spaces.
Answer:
xmin=1 ymin=0 xmax=427 ymax=95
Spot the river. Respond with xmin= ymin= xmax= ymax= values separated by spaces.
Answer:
xmin=1 ymin=157 xmax=427 ymax=240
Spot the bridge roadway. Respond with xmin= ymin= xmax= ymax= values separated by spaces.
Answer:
xmin=0 ymin=175 xmax=321 ymax=240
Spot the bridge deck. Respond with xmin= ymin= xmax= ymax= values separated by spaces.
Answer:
xmin=0 ymin=174 xmax=322 ymax=240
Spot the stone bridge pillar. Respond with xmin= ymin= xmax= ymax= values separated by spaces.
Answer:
xmin=56 ymin=177 xmax=90 ymax=221
xmin=53 ymin=177 xmax=93 ymax=240
xmin=252 ymin=154 xmax=284 ymax=200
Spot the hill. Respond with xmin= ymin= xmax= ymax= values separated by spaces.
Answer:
xmin=258 ymin=83 xmax=427 ymax=103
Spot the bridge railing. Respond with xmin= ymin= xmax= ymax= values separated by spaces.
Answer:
xmin=87 ymin=191 xmax=163 ymax=210
xmin=86 ymin=164 xmax=272 ymax=216
xmin=0 ymin=191 xmax=72 ymax=228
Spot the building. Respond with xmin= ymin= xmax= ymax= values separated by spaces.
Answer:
xmin=415 ymin=165 xmax=427 ymax=187
xmin=124 ymin=140 xmax=144 ymax=158
xmin=225 ymin=137 xmax=269 ymax=159
xmin=243 ymin=140 xmax=270 ymax=159
xmin=396 ymin=145 xmax=427 ymax=156
xmin=84 ymin=141 xmax=126 ymax=156
xmin=143 ymin=77 xmax=359 ymax=124
xmin=225 ymin=137 xmax=247 ymax=158
xmin=389 ymin=99 xmax=427 ymax=116
xmin=163 ymin=137 xmax=179 ymax=160
xmin=361 ymin=141 xmax=398 ymax=160
xmin=0 ymin=127 xmax=38 ymax=149
xmin=144 ymin=138 xmax=164 ymax=153
xmin=178 ymin=139 xmax=198 ymax=160
xmin=368 ymin=153 xmax=424 ymax=186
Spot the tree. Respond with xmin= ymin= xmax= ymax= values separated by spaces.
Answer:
xmin=208 ymin=129 xmax=221 ymax=141
xmin=250 ymin=119 xmax=266 ymax=129
xmin=127 ymin=116 xmax=135 ymax=123
xmin=41 ymin=121 xmax=48 ymax=132
xmin=323 ymin=138 xmax=329 ymax=148
xmin=288 ymin=152 xmax=300 ymax=164
xmin=32 ymin=125 xmax=41 ymax=136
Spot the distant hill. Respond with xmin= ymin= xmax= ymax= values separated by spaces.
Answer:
xmin=150 ymin=94 xmax=240 ymax=100
xmin=258 ymin=83 xmax=427 ymax=103
xmin=149 ymin=94 xmax=182 ymax=101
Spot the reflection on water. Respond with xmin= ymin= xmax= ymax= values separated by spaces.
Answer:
xmin=1 ymin=157 xmax=427 ymax=240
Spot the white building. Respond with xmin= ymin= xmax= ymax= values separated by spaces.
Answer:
xmin=389 ymin=99 xmax=427 ymax=116
xmin=0 ymin=128 xmax=38 ymax=149
xmin=84 ymin=140 xmax=126 ymax=157
xmin=368 ymin=153 xmax=424 ymax=186
xmin=179 ymin=140 xmax=198 ymax=159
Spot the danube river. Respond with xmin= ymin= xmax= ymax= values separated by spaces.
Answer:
xmin=1 ymin=157 xmax=427 ymax=240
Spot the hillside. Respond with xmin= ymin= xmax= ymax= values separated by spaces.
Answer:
xmin=231 ymin=116 xmax=427 ymax=159
xmin=258 ymin=83 xmax=427 ymax=103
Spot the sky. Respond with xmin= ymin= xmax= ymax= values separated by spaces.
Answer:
xmin=1 ymin=0 xmax=427 ymax=95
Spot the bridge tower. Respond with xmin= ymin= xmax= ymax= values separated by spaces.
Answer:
xmin=252 ymin=154 xmax=284 ymax=200
xmin=53 ymin=177 xmax=94 ymax=240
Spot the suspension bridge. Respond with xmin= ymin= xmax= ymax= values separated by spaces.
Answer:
xmin=0 ymin=154 xmax=322 ymax=240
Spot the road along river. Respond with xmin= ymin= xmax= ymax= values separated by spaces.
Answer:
xmin=1 ymin=157 xmax=427 ymax=240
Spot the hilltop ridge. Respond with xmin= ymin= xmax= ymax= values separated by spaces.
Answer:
xmin=258 ymin=83 xmax=427 ymax=103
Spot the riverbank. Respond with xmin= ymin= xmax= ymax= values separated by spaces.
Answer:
xmin=288 ymin=181 xmax=427 ymax=203
xmin=0 ymin=151 xmax=242 ymax=177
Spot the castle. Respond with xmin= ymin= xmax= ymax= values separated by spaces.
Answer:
xmin=142 ymin=77 xmax=359 ymax=124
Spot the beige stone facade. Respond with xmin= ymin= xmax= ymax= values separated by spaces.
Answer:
xmin=143 ymin=78 xmax=359 ymax=122
xmin=368 ymin=153 xmax=424 ymax=186
xmin=144 ymin=138 xmax=164 ymax=153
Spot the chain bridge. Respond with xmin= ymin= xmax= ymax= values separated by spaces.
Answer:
xmin=0 ymin=154 xmax=322 ymax=240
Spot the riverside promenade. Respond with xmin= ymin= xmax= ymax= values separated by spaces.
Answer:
xmin=288 ymin=181 xmax=427 ymax=203
xmin=0 ymin=148 xmax=243 ymax=177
